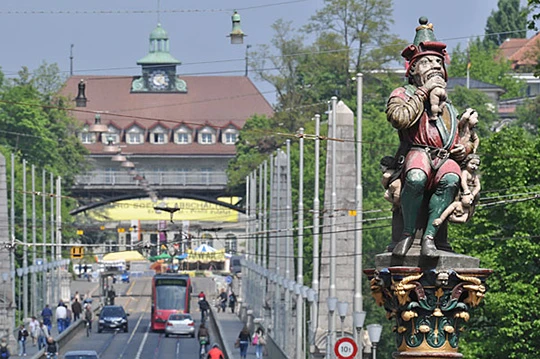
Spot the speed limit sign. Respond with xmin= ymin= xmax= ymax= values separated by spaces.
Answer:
xmin=334 ymin=337 xmax=358 ymax=359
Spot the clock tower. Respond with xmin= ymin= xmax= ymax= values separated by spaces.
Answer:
xmin=131 ymin=23 xmax=187 ymax=93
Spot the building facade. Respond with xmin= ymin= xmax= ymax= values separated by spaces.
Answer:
xmin=62 ymin=23 xmax=273 ymax=255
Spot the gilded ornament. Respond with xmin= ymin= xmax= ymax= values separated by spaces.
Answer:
xmin=392 ymin=273 xmax=423 ymax=306
xmin=443 ymin=325 xmax=455 ymax=334
xmin=418 ymin=325 xmax=430 ymax=333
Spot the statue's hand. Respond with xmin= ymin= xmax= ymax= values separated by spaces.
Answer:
xmin=433 ymin=218 xmax=443 ymax=227
xmin=423 ymin=75 xmax=446 ymax=92
xmin=450 ymin=144 xmax=466 ymax=161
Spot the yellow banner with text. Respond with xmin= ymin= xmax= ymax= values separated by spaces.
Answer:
xmin=92 ymin=197 xmax=239 ymax=222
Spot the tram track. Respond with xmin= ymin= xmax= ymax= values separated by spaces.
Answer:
xmin=95 ymin=277 xmax=152 ymax=359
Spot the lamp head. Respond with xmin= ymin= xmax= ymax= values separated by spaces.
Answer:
xmin=353 ymin=311 xmax=367 ymax=330
xmin=367 ymin=323 xmax=383 ymax=344
xmin=337 ymin=301 xmax=349 ymax=319
xmin=326 ymin=296 xmax=338 ymax=313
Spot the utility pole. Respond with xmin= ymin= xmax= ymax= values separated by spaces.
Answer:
xmin=354 ymin=74 xmax=365 ymax=356
xmin=70 ymin=44 xmax=74 ymax=76
xmin=245 ymin=44 xmax=252 ymax=77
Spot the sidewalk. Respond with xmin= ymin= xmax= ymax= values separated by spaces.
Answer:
xmin=212 ymin=308 xmax=256 ymax=359
xmin=18 ymin=279 xmax=100 ymax=358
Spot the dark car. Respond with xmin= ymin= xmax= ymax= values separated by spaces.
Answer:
xmin=97 ymin=305 xmax=129 ymax=333
xmin=230 ymin=255 xmax=243 ymax=275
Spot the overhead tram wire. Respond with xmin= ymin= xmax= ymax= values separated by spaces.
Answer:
xmin=0 ymin=28 xmax=529 ymax=77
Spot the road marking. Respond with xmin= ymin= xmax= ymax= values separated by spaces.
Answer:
xmin=134 ymin=323 xmax=151 ymax=359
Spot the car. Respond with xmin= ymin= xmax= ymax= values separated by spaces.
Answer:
xmin=64 ymin=350 xmax=100 ymax=359
xmin=164 ymin=313 xmax=195 ymax=337
xmin=97 ymin=305 xmax=129 ymax=333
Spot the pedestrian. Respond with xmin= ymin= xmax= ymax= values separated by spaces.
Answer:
xmin=55 ymin=301 xmax=67 ymax=334
xmin=45 ymin=337 xmax=58 ymax=359
xmin=17 ymin=324 xmax=29 ymax=356
xmin=71 ymin=298 xmax=82 ymax=322
xmin=218 ymin=289 xmax=227 ymax=313
xmin=252 ymin=327 xmax=266 ymax=359
xmin=37 ymin=322 xmax=49 ymax=350
xmin=28 ymin=316 xmax=39 ymax=347
xmin=41 ymin=304 xmax=53 ymax=333
xmin=65 ymin=306 xmax=72 ymax=328
xmin=228 ymin=291 xmax=237 ymax=314
xmin=198 ymin=297 xmax=210 ymax=322
xmin=198 ymin=291 xmax=206 ymax=301
xmin=237 ymin=325 xmax=251 ymax=359
xmin=0 ymin=339 xmax=10 ymax=359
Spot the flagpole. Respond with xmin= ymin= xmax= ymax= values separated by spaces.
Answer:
xmin=466 ymin=38 xmax=471 ymax=89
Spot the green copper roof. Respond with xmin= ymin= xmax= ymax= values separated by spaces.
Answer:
xmin=137 ymin=23 xmax=181 ymax=65
xmin=150 ymin=23 xmax=168 ymax=40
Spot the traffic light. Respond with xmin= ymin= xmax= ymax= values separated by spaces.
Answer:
xmin=70 ymin=246 xmax=84 ymax=259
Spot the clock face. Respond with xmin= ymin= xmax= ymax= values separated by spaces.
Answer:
xmin=149 ymin=70 xmax=170 ymax=90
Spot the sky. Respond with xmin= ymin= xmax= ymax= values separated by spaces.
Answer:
xmin=0 ymin=0 xmax=521 ymax=105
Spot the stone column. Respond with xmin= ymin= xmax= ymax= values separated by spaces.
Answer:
xmin=315 ymin=101 xmax=357 ymax=355
xmin=0 ymin=154 xmax=17 ymax=352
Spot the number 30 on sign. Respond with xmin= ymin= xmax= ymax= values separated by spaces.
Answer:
xmin=334 ymin=337 xmax=358 ymax=359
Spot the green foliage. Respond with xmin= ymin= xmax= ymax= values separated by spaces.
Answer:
xmin=448 ymin=41 xmax=525 ymax=99
xmin=226 ymin=115 xmax=281 ymax=193
xmin=446 ymin=86 xmax=499 ymax=137
xmin=483 ymin=0 xmax=528 ymax=49
xmin=450 ymin=127 xmax=540 ymax=358
xmin=514 ymin=95 xmax=540 ymax=134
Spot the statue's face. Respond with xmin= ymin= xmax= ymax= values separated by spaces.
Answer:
xmin=410 ymin=55 xmax=446 ymax=86
xmin=466 ymin=158 xmax=480 ymax=173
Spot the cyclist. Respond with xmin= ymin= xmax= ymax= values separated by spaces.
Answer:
xmin=197 ymin=323 xmax=210 ymax=356
xmin=198 ymin=297 xmax=210 ymax=323
xmin=45 ymin=337 xmax=58 ymax=359
xmin=84 ymin=304 xmax=93 ymax=331
xmin=207 ymin=344 xmax=224 ymax=359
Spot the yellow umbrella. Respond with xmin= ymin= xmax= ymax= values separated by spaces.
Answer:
xmin=102 ymin=250 xmax=146 ymax=262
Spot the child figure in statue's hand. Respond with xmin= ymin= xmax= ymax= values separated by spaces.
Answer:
xmin=458 ymin=108 xmax=480 ymax=154
xmin=432 ymin=194 xmax=472 ymax=226
xmin=380 ymin=156 xmax=402 ymax=211
xmin=460 ymin=154 xmax=481 ymax=206
xmin=433 ymin=154 xmax=481 ymax=226
xmin=429 ymin=87 xmax=447 ymax=120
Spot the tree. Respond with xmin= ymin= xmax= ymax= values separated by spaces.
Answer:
xmin=450 ymin=127 xmax=540 ymax=358
xmin=484 ymin=0 xmax=528 ymax=49
xmin=303 ymin=0 xmax=406 ymax=73
xmin=514 ymin=95 xmax=540 ymax=134
xmin=448 ymin=40 xmax=525 ymax=99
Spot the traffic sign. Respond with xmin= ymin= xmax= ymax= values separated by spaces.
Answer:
xmin=334 ymin=337 xmax=358 ymax=359
xmin=225 ymin=275 xmax=233 ymax=284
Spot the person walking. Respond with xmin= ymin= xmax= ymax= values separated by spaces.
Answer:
xmin=252 ymin=327 xmax=266 ymax=359
xmin=55 ymin=301 xmax=67 ymax=334
xmin=217 ymin=290 xmax=227 ymax=313
xmin=17 ymin=324 xmax=29 ymax=356
xmin=37 ymin=322 xmax=50 ymax=350
xmin=65 ymin=306 xmax=72 ymax=329
xmin=237 ymin=325 xmax=251 ymax=359
xmin=228 ymin=291 xmax=237 ymax=314
xmin=0 ymin=339 xmax=10 ymax=359
xmin=41 ymin=304 xmax=53 ymax=333
xmin=45 ymin=337 xmax=58 ymax=359
xmin=71 ymin=298 xmax=82 ymax=321
xmin=198 ymin=297 xmax=210 ymax=323
xmin=28 ymin=316 xmax=39 ymax=347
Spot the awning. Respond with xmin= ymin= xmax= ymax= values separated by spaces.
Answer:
xmin=194 ymin=244 xmax=217 ymax=253
xmin=149 ymin=252 xmax=172 ymax=262
xmin=102 ymin=250 xmax=146 ymax=262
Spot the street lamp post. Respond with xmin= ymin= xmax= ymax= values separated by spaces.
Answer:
xmin=337 ymin=301 xmax=348 ymax=338
xmin=366 ymin=324 xmax=382 ymax=359
xmin=353 ymin=311 xmax=366 ymax=358
xmin=326 ymin=296 xmax=338 ymax=359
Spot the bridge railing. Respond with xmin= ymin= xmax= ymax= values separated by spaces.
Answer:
xmin=74 ymin=170 xmax=228 ymax=187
